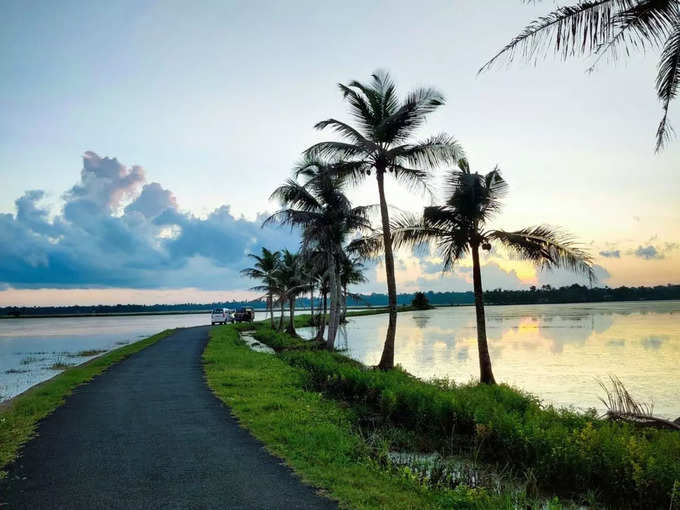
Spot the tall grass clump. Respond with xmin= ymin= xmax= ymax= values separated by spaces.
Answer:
xmin=282 ymin=349 xmax=680 ymax=508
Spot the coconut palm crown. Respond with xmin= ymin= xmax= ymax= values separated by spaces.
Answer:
xmin=306 ymin=70 xmax=464 ymax=369
xmin=479 ymin=0 xmax=680 ymax=151
xmin=240 ymin=247 xmax=281 ymax=328
xmin=265 ymin=157 xmax=372 ymax=349
xmin=353 ymin=159 xmax=595 ymax=384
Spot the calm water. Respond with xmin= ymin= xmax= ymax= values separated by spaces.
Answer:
xmin=2 ymin=302 xmax=678 ymax=418
xmin=302 ymin=301 xmax=680 ymax=418
xmin=0 ymin=308 xmax=353 ymax=401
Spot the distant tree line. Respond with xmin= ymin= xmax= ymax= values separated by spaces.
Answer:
xmin=2 ymin=284 xmax=678 ymax=317
xmin=483 ymin=284 xmax=680 ymax=305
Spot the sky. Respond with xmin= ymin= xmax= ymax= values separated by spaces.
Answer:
xmin=1 ymin=0 xmax=678 ymax=306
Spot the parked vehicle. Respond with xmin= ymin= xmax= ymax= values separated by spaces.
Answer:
xmin=211 ymin=308 xmax=234 ymax=325
xmin=233 ymin=307 xmax=255 ymax=323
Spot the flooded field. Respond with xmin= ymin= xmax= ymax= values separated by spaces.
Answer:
xmin=3 ymin=302 xmax=678 ymax=419
xmin=302 ymin=301 xmax=680 ymax=418
xmin=0 ymin=308 xmax=356 ymax=401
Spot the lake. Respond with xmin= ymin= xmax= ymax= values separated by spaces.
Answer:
xmin=2 ymin=302 xmax=678 ymax=418
xmin=302 ymin=301 xmax=680 ymax=418
xmin=0 ymin=308 xmax=346 ymax=401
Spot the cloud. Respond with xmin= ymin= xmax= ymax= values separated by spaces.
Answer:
xmin=641 ymin=335 xmax=667 ymax=350
xmin=633 ymin=245 xmax=663 ymax=260
xmin=536 ymin=264 xmax=610 ymax=287
xmin=0 ymin=152 xmax=299 ymax=290
xmin=599 ymin=249 xmax=620 ymax=258
xmin=125 ymin=182 xmax=177 ymax=219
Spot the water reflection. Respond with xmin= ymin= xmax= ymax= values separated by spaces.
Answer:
xmin=301 ymin=301 xmax=680 ymax=418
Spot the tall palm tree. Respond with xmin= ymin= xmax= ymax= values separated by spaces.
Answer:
xmin=265 ymin=158 xmax=372 ymax=350
xmin=306 ymin=71 xmax=464 ymax=369
xmin=275 ymin=249 xmax=304 ymax=336
xmin=479 ymin=1 xmax=680 ymax=151
xmin=241 ymin=248 xmax=281 ymax=327
xmin=354 ymin=159 xmax=594 ymax=384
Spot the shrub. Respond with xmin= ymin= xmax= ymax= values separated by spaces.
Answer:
xmin=411 ymin=292 xmax=433 ymax=310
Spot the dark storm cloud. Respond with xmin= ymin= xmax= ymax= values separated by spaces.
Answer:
xmin=0 ymin=152 xmax=299 ymax=290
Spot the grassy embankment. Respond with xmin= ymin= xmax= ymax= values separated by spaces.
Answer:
xmin=0 ymin=329 xmax=173 ymax=477
xmin=205 ymin=322 xmax=545 ymax=509
xmin=207 ymin=312 xmax=680 ymax=509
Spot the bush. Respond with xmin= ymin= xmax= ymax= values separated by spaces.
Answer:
xmin=411 ymin=292 xmax=433 ymax=310
xmin=281 ymin=349 xmax=680 ymax=508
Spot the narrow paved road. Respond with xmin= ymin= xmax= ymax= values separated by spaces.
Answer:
xmin=1 ymin=326 xmax=336 ymax=509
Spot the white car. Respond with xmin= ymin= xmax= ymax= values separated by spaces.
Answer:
xmin=211 ymin=308 xmax=234 ymax=325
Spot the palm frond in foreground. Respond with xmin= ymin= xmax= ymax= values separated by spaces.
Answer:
xmin=480 ymin=0 xmax=680 ymax=151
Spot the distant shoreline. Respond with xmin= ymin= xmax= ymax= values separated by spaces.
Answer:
xmin=2 ymin=298 xmax=678 ymax=319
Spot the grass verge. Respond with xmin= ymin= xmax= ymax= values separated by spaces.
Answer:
xmin=204 ymin=324 xmax=571 ymax=509
xmin=0 ymin=329 xmax=173 ymax=477
xmin=245 ymin=323 xmax=680 ymax=509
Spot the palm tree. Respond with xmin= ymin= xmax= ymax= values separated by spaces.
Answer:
xmin=339 ymin=255 xmax=367 ymax=321
xmin=241 ymin=248 xmax=281 ymax=327
xmin=355 ymin=159 xmax=594 ymax=384
xmin=306 ymin=71 xmax=464 ymax=369
xmin=275 ymin=249 xmax=304 ymax=336
xmin=265 ymin=158 xmax=371 ymax=350
xmin=479 ymin=1 xmax=680 ymax=151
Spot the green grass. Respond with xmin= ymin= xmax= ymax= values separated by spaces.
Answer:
xmin=203 ymin=324 xmax=573 ymax=509
xmin=241 ymin=322 xmax=680 ymax=508
xmin=0 ymin=329 xmax=173 ymax=477
xmin=281 ymin=348 xmax=680 ymax=509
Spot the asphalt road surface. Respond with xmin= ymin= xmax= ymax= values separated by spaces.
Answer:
xmin=0 ymin=326 xmax=336 ymax=509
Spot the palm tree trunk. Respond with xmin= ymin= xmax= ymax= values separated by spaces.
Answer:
xmin=288 ymin=296 xmax=297 ymax=336
xmin=315 ymin=290 xmax=327 ymax=342
xmin=376 ymin=169 xmax=398 ymax=370
xmin=310 ymin=286 xmax=314 ymax=320
xmin=268 ymin=292 xmax=274 ymax=328
xmin=279 ymin=298 xmax=285 ymax=330
xmin=326 ymin=253 xmax=340 ymax=350
xmin=341 ymin=284 xmax=348 ymax=323
xmin=471 ymin=243 xmax=496 ymax=385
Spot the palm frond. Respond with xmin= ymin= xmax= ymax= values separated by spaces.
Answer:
xmin=346 ymin=230 xmax=385 ymax=259
xmin=337 ymin=83 xmax=376 ymax=133
xmin=588 ymin=0 xmax=678 ymax=70
xmin=313 ymin=118 xmax=375 ymax=149
xmin=388 ymin=165 xmax=433 ymax=197
xmin=655 ymin=21 xmax=680 ymax=151
xmin=304 ymin=141 xmax=366 ymax=160
xmin=444 ymin=164 xmax=507 ymax=224
xmin=377 ymin=88 xmax=446 ymax=142
xmin=390 ymin=134 xmax=466 ymax=168
xmin=439 ymin=237 xmax=471 ymax=273
xmin=487 ymin=226 xmax=595 ymax=281
xmin=263 ymin=209 xmax=322 ymax=230
xmin=269 ymin=179 xmax=321 ymax=213
xmin=480 ymin=1 xmax=621 ymax=71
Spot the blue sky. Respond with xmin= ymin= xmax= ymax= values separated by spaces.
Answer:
xmin=1 ymin=1 xmax=678 ymax=305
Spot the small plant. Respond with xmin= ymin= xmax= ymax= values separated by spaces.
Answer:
xmin=68 ymin=349 xmax=107 ymax=357
xmin=598 ymin=375 xmax=680 ymax=430
xmin=48 ymin=361 xmax=73 ymax=370
xmin=48 ymin=354 xmax=73 ymax=370
xmin=19 ymin=356 xmax=44 ymax=365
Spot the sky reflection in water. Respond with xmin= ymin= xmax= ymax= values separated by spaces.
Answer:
xmin=305 ymin=301 xmax=680 ymax=418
